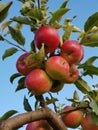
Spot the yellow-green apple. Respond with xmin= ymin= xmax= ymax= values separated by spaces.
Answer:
xmin=61 ymin=106 xmax=83 ymax=128
xmin=81 ymin=113 xmax=98 ymax=130
xmin=26 ymin=120 xmax=53 ymax=130
xmin=63 ymin=64 xmax=79 ymax=83
xmin=25 ymin=69 xmax=52 ymax=95
xmin=50 ymin=80 xmax=64 ymax=93
xmin=45 ymin=56 xmax=69 ymax=81
xmin=16 ymin=52 xmax=34 ymax=75
xmin=34 ymin=25 xmax=60 ymax=54
xmin=60 ymin=40 xmax=84 ymax=64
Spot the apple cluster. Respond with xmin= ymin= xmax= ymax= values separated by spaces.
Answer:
xmin=16 ymin=25 xmax=84 ymax=96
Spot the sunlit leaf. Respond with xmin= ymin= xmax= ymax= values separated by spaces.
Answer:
xmin=84 ymin=12 xmax=98 ymax=32
xmin=0 ymin=110 xmax=18 ymax=121
xmin=73 ymin=91 xmax=79 ymax=100
xmin=74 ymin=77 xmax=91 ymax=94
xmin=10 ymin=73 xmax=22 ymax=84
xmin=49 ymin=8 xmax=70 ymax=24
xmin=8 ymin=26 xmax=25 ymax=45
xmin=2 ymin=47 xmax=18 ymax=60
xmin=23 ymin=96 xmax=32 ymax=112
xmin=0 ymin=20 xmax=12 ymax=31
xmin=0 ymin=1 xmax=12 ymax=23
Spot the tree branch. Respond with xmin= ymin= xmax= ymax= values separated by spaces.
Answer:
xmin=0 ymin=107 xmax=67 ymax=130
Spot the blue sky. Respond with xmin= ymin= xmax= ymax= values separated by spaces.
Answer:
xmin=0 ymin=0 xmax=98 ymax=130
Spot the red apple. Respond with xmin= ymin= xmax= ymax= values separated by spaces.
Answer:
xmin=34 ymin=25 xmax=60 ymax=54
xmin=81 ymin=113 xmax=98 ymax=130
xmin=25 ymin=69 xmax=52 ymax=95
xmin=50 ymin=80 xmax=64 ymax=93
xmin=61 ymin=106 xmax=83 ymax=128
xmin=16 ymin=52 xmax=34 ymax=75
xmin=60 ymin=40 xmax=84 ymax=64
xmin=26 ymin=120 xmax=52 ymax=130
xmin=63 ymin=64 xmax=79 ymax=83
xmin=45 ymin=56 xmax=69 ymax=81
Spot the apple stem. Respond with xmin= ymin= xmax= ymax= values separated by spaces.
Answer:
xmin=4 ymin=38 xmax=27 ymax=52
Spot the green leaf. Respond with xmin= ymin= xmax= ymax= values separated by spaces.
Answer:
xmin=73 ymin=90 xmax=79 ymax=100
xmin=23 ymin=96 xmax=32 ymax=112
xmin=0 ymin=1 xmax=12 ymax=23
xmin=84 ymin=12 xmax=98 ymax=32
xmin=15 ymin=77 xmax=26 ymax=92
xmin=2 ymin=47 xmax=18 ymax=60
xmin=49 ymin=8 xmax=70 ymax=24
xmin=90 ymin=101 xmax=98 ymax=116
xmin=8 ymin=26 xmax=25 ymax=45
xmin=90 ymin=112 xmax=98 ymax=126
xmin=0 ymin=110 xmax=18 ymax=121
xmin=0 ymin=20 xmax=12 ymax=31
xmin=10 ymin=73 xmax=22 ymax=84
xmin=74 ymin=77 xmax=91 ymax=94
xmin=60 ymin=0 xmax=69 ymax=8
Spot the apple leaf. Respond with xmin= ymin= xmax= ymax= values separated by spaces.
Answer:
xmin=73 ymin=90 xmax=79 ymax=100
xmin=15 ymin=77 xmax=26 ymax=92
xmin=2 ymin=47 xmax=18 ymax=60
xmin=0 ymin=35 xmax=4 ymax=41
xmin=74 ymin=77 xmax=91 ymax=94
xmin=0 ymin=1 xmax=12 ymax=23
xmin=60 ymin=0 xmax=69 ymax=8
xmin=90 ymin=112 xmax=98 ymax=125
xmin=84 ymin=12 xmax=98 ymax=32
xmin=0 ymin=20 xmax=12 ymax=31
xmin=23 ymin=96 xmax=32 ymax=112
xmin=49 ymin=8 xmax=70 ymax=24
xmin=10 ymin=73 xmax=22 ymax=84
xmin=8 ymin=26 xmax=25 ymax=46
xmin=0 ymin=110 xmax=18 ymax=122
xmin=90 ymin=101 xmax=98 ymax=115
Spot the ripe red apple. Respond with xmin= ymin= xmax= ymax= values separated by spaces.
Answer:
xmin=60 ymin=40 xmax=84 ymax=64
xmin=50 ymin=80 xmax=64 ymax=93
xmin=25 ymin=69 xmax=52 ymax=95
xmin=34 ymin=25 xmax=60 ymax=54
xmin=81 ymin=113 xmax=98 ymax=130
xmin=61 ymin=106 xmax=83 ymax=128
xmin=26 ymin=120 xmax=53 ymax=130
xmin=63 ymin=64 xmax=79 ymax=83
xmin=45 ymin=56 xmax=69 ymax=81
xmin=16 ymin=52 xmax=34 ymax=75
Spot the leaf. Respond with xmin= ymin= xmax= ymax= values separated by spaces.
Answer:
xmin=84 ymin=12 xmax=98 ymax=32
xmin=0 ymin=20 xmax=12 ymax=31
xmin=23 ymin=96 xmax=32 ymax=112
xmin=90 ymin=112 xmax=98 ymax=126
xmin=10 ymin=73 xmax=22 ymax=84
xmin=8 ymin=26 xmax=25 ymax=45
xmin=15 ymin=77 xmax=26 ymax=92
xmin=0 ymin=110 xmax=18 ymax=121
xmin=2 ymin=47 xmax=18 ymax=60
xmin=49 ymin=8 xmax=70 ymax=24
xmin=74 ymin=77 xmax=91 ymax=94
xmin=0 ymin=1 xmax=12 ymax=23
xmin=73 ymin=91 xmax=79 ymax=100
xmin=0 ymin=35 xmax=4 ymax=40
xmin=60 ymin=0 xmax=69 ymax=8
xmin=90 ymin=101 xmax=98 ymax=116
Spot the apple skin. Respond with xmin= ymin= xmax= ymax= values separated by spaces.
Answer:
xmin=61 ymin=106 xmax=83 ymax=128
xmin=45 ymin=56 xmax=69 ymax=81
xmin=60 ymin=40 xmax=84 ymax=64
xmin=81 ymin=113 xmax=98 ymax=130
xmin=50 ymin=80 xmax=64 ymax=93
xmin=16 ymin=52 xmax=34 ymax=76
xmin=25 ymin=69 xmax=52 ymax=95
xmin=63 ymin=64 xmax=79 ymax=83
xmin=34 ymin=25 xmax=60 ymax=54
xmin=26 ymin=120 xmax=53 ymax=130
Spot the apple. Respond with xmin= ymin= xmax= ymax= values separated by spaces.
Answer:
xmin=60 ymin=40 xmax=84 ymax=64
xmin=45 ymin=56 xmax=69 ymax=81
xmin=61 ymin=106 xmax=83 ymax=128
xmin=34 ymin=25 xmax=60 ymax=54
xmin=63 ymin=64 xmax=79 ymax=83
xmin=25 ymin=69 xmax=52 ymax=95
xmin=81 ymin=113 xmax=98 ymax=130
xmin=26 ymin=120 xmax=53 ymax=130
xmin=16 ymin=52 xmax=34 ymax=75
xmin=50 ymin=80 xmax=64 ymax=93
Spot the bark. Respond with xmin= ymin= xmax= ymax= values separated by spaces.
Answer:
xmin=0 ymin=107 xmax=67 ymax=130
